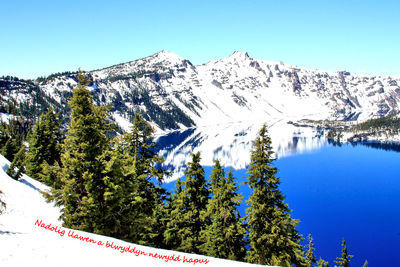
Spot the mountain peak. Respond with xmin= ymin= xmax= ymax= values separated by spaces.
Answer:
xmin=150 ymin=50 xmax=185 ymax=63
xmin=229 ymin=51 xmax=251 ymax=60
xmin=154 ymin=49 xmax=176 ymax=56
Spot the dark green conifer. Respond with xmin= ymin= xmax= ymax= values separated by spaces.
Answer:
xmin=0 ymin=120 xmax=23 ymax=162
xmin=305 ymin=234 xmax=317 ymax=266
xmin=39 ymin=161 xmax=62 ymax=190
xmin=149 ymin=195 xmax=169 ymax=248
xmin=199 ymin=160 xmax=246 ymax=260
xmin=123 ymin=113 xmax=166 ymax=245
xmin=124 ymin=113 xmax=165 ymax=183
xmin=1 ymin=137 xmax=19 ymax=162
xmin=57 ymin=73 xmax=113 ymax=232
xmin=317 ymin=258 xmax=329 ymax=267
xmin=245 ymin=124 xmax=306 ymax=266
xmin=164 ymin=178 xmax=185 ymax=250
xmin=101 ymin=114 xmax=166 ymax=245
xmin=164 ymin=152 xmax=209 ymax=254
xmin=100 ymin=138 xmax=133 ymax=238
xmin=334 ymin=238 xmax=353 ymax=267
xmin=6 ymin=145 xmax=25 ymax=180
xmin=25 ymin=107 xmax=62 ymax=181
xmin=0 ymin=121 xmax=10 ymax=148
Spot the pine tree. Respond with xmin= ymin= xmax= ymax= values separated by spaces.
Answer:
xmin=0 ymin=120 xmax=23 ymax=162
xmin=25 ymin=107 xmax=62 ymax=181
xmin=305 ymin=234 xmax=317 ymax=266
xmin=100 ymin=139 xmax=134 ymax=238
xmin=57 ymin=73 xmax=113 ymax=232
xmin=199 ymin=160 xmax=246 ymax=260
xmin=39 ymin=161 xmax=62 ymax=190
xmin=100 ymin=114 xmax=166 ymax=245
xmin=1 ymin=137 xmax=19 ymax=162
xmin=317 ymin=258 xmax=329 ymax=267
xmin=334 ymin=238 xmax=353 ymax=267
xmin=123 ymin=113 xmax=166 ymax=245
xmin=164 ymin=152 xmax=209 ymax=254
xmin=164 ymin=178 xmax=185 ymax=250
xmin=149 ymin=195 xmax=169 ymax=248
xmin=6 ymin=145 xmax=25 ymax=180
xmin=123 ymin=113 xmax=165 ymax=184
xmin=245 ymin=124 xmax=306 ymax=266
xmin=0 ymin=121 xmax=10 ymax=148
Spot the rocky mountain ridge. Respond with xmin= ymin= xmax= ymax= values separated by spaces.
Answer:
xmin=1 ymin=50 xmax=400 ymax=132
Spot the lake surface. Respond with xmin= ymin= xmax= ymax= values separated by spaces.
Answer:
xmin=275 ymin=143 xmax=400 ymax=266
xmin=159 ymin=124 xmax=400 ymax=266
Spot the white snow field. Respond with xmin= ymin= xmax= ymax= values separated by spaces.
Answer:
xmin=0 ymin=154 xmax=267 ymax=267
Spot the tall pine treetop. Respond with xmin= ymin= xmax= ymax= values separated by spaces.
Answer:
xmin=199 ymin=160 xmax=246 ymax=261
xmin=305 ymin=234 xmax=317 ymax=267
xmin=246 ymin=124 xmax=306 ymax=266
xmin=334 ymin=238 xmax=353 ymax=267
xmin=247 ymin=124 xmax=279 ymax=188
xmin=25 ymin=106 xmax=62 ymax=181
xmin=123 ymin=113 xmax=165 ymax=183
xmin=58 ymin=73 xmax=114 ymax=230
xmin=164 ymin=152 xmax=209 ymax=254
xmin=183 ymin=152 xmax=209 ymax=208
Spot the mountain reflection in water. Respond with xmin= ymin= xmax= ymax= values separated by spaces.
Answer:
xmin=155 ymin=120 xmax=327 ymax=181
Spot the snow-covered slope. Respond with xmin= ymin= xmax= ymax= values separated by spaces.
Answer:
xmin=0 ymin=154 xmax=266 ymax=267
xmin=86 ymin=51 xmax=400 ymax=124
xmin=86 ymin=50 xmax=400 ymax=130
xmin=3 ymin=50 xmax=399 ymax=133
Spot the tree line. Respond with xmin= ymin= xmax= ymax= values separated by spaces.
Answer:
xmin=1 ymin=73 xmax=359 ymax=266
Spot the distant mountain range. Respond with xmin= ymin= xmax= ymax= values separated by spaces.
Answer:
xmin=1 ymin=50 xmax=400 ymax=132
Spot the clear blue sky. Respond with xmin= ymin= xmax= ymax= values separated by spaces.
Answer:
xmin=1 ymin=0 xmax=399 ymax=79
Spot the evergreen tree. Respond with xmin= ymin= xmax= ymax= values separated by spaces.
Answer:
xmin=199 ymin=160 xmax=246 ymax=260
xmin=317 ymin=258 xmax=329 ymax=267
xmin=25 ymin=107 xmax=62 ymax=181
xmin=1 ymin=136 xmax=20 ymax=162
xmin=100 ymin=138 xmax=135 ymax=238
xmin=0 ymin=119 xmax=23 ymax=162
xmin=164 ymin=178 xmax=185 ymax=250
xmin=57 ymin=73 xmax=113 ymax=232
xmin=6 ymin=144 xmax=25 ymax=180
xmin=0 ymin=121 xmax=10 ymax=148
xmin=334 ymin=238 xmax=353 ymax=267
xmin=39 ymin=161 xmax=63 ymax=190
xmin=305 ymin=234 xmax=317 ymax=266
xmin=164 ymin=152 xmax=209 ymax=254
xmin=100 ymin=114 xmax=166 ymax=245
xmin=123 ymin=113 xmax=166 ymax=245
xmin=245 ymin=124 xmax=306 ymax=266
xmin=149 ymin=194 xmax=169 ymax=248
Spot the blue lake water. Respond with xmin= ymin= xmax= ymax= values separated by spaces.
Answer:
xmin=163 ymin=142 xmax=400 ymax=266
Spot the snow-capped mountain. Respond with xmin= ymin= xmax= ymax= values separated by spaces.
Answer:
xmin=2 ymin=50 xmax=400 ymax=132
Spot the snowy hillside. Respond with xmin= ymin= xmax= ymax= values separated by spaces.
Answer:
xmin=2 ymin=50 xmax=400 ymax=133
xmin=0 ymin=154 xmax=266 ymax=267
xmin=89 ymin=50 xmax=400 ymax=130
